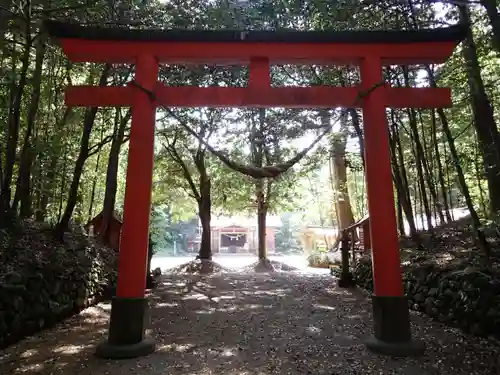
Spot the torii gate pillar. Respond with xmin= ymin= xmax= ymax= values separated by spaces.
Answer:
xmin=95 ymin=55 xmax=158 ymax=359
xmin=361 ymin=56 xmax=424 ymax=356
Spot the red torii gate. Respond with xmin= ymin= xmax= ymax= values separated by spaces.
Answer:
xmin=44 ymin=20 xmax=466 ymax=359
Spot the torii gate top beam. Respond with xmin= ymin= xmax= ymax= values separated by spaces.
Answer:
xmin=44 ymin=20 xmax=466 ymax=65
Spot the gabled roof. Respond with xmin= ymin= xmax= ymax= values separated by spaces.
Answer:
xmin=88 ymin=210 xmax=123 ymax=225
xmin=210 ymin=215 xmax=282 ymax=228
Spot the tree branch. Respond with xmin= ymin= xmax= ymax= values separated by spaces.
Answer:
xmin=87 ymin=134 xmax=114 ymax=157
xmin=174 ymin=115 xmax=333 ymax=179
xmin=162 ymin=133 xmax=201 ymax=201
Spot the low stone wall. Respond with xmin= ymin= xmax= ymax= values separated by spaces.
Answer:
xmin=353 ymin=256 xmax=500 ymax=337
xmin=0 ymin=223 xmax=117 ymax=348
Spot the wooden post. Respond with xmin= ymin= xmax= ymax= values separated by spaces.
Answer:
xmin=361 ymin=55 xmax=424 ymax=356
xmin=338 ymin=230 xmax=355 ymax=288
xmin=363 ymin=219 xmax=371 ymax=251
xmin=95 ymin=54 xmax=158 ymax=359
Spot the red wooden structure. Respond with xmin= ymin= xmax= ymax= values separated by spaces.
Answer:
xmin=44 ymin=20 xmax=466 ymax=359
xmin=86 ymin=211 xmax=123 ymax=252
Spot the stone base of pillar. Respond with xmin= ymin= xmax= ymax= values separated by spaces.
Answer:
xmin=95 ymin=297 xmax=155 ymax=359
xmin=365 ymin=295 xmax=425 ymax=357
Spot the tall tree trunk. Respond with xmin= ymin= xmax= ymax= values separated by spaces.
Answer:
xmin=165 ymin=115 xmax=214 ymax=262
xmin=12 ymin=33 xmax=46 ymax=217
xmin=87 ymin=145 xmax=102 ymax=222
xmin=0 ymin=31 xmax=19 ymax=196
xmin=411 ymin=110 xmax=433 ymax=230
xmin=439 ymin=103 xmax=491 ymax=260
xmin=474 ymin=131 xmax=488 ymax=217
xmin=327 ymin=160 xmax=338 ymax=227
xmin=37 ymin=155 xmax=58 ymax=222
xmin=1 ymin=20 xmax=32 ymax=216
xmin=197 ymin=165 xmax=212 ymax=260
xmin=417 ymin=110 xmax=445 ymax=225
xmin=479 ymin=0 xmax=500 ymax=56
xmin=348 ymin=108 xmax=365 ymax=168
xmin=190 ymin=116 xmax=212 ymax=261
xmin=391 ymin=114 xmax=419 ymax=241
xmin=442 ymin=133 xmax=455 ymax=218
xmin=460 ymin=5 xmax=500 ymax=216
xmin=36 ymin=108 xmax=72 ymax=222
xmin=400 ymin=67 xmax=433 ymax=231
xmin=396 ymin=194 xmax=405 ymax=236
xmin=100 ymin=109 xmax=130 ymax=237
xmin=417 ymin=179 xmax=426 ymax=229
xmin=390 ymin=119 xmax=419 ymax=241
xmin=331 ymin=111 xmax=355 ymax=230
xmin=430 ymin=109 xmax=452 ymax=222
xmin=393 ymin=118 xmax=412 ymax=210
xmin=390 ymin=137 xmax=407 ymax=235
xmin=253 ymin=108 xmax=268 ymax=261
xmin=146 ymin=234 xmax=155 ymax=287
xmin=55 ymin=64 xmax=111 ymax=238
xmin=58 ymin=151 xmax=68 ymax=222
xmin=256 ymin=182 xmax=267 ymax=260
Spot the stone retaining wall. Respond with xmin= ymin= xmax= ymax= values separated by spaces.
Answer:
xmin=0 ymin=225 xmax=116 ymax=348
xmin=353 ymin=256 xmax=500 ymax=336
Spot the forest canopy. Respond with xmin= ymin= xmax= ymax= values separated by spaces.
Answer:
xmin=0 ymin=0 xmax=499 ymax=260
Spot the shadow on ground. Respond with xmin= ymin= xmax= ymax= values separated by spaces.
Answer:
xmin=0 ymin=303 xmax=110 ymax=374
xmin=1 ymin=272 xmax=499 ymax=375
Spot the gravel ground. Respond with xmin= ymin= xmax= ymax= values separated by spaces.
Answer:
xmin=1 ymin=271 xmax=500 ymax=375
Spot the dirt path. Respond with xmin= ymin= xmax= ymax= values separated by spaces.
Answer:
xmin=1 ymin=272 xmax=499 ymax=374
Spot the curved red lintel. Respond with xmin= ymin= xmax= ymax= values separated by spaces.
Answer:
xmin=58 ymin=38 xmax=457 ymax=65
